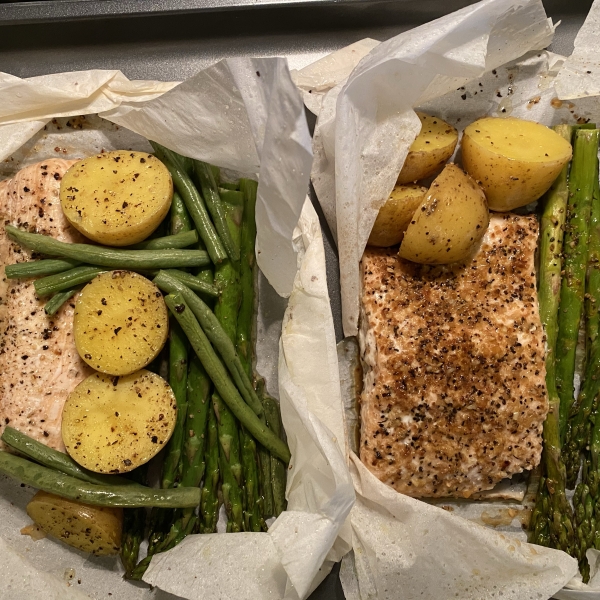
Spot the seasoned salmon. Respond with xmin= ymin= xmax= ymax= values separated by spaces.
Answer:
xmin=0 ymin=159 xmax=93 ymax=451
xmin=359 ymin=213 xmax=548 ymax=498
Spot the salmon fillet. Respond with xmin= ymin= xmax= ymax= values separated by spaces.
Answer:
xmin=0 ymin=159 xmax=93 ymax=451
xmin=359 ymin=213 xmax=548 ymax=498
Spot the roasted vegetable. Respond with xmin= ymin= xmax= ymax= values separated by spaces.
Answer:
xmin=60 ymin=150 xmax=173 ymax=246
xmin=368 ymin=184 xmax=428 ymax=247
xmin=397 ymin=113 xmax=458 ymax=184
xmin=398 ymin=163 xmax=488 ymax=264
xmin=62 ymin=370 xmax=177 ymax=474
xmin=461 ymin=117 xmax=573 ymax=211
xmin=27 ymin=491 xmax=123 ymax=556
xmin=74 ymin=270 xmax=168 ymax=375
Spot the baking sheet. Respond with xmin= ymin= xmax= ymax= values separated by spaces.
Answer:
xmin=0 ymin=1 xmax=594 ymax=599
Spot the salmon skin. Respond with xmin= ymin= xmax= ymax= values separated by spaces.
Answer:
xmin=0 ymin=159 xmax=93 ymax=451
xmin=359 ymin=213 xmax=548 ymax=498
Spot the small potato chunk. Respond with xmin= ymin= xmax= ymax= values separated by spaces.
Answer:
xmin=368 ymin=184 xmax=428 ymax=247
xmin=461 ymin=117 xmax=572 ymax=211
xmin=399 ymin=164 xmax=489 ymax=264
xmin=27 ymin=490 xmax=123 ymax=556
xmin=397 ymin=113 xmax=458 ymax=184
xmin=74 ymin=271 xmax=168 ymax=376
xmin=62 ymin=370 xmax=177 ymax=473
xmin=60 ymin=150 xmax=172 ymax=246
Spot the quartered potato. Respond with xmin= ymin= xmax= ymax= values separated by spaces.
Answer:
xmin=368 ymin=184 xmax=428 ymax=247
xmin=62 ymin=370 xmax=177 ymax=473
xmin=27 ymin=491 xmax=123 ymax=556
xmin=461 ymin=117 xmax=573 ymax=211
xmin=397 ymin=113 xmax=458 ymax=184
xmin=60 ymin=150 xmax=173 ymax=246
xmin=399 ymin=163 xmax=489 ymax=264
xmin=74 ymin=271 xmax=168 ymax=376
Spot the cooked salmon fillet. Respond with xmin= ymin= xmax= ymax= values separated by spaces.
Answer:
xmin=359 ymin=213 xmax=548 ymax=498
xmin=0 ymin=159 xmax=93 ymax=451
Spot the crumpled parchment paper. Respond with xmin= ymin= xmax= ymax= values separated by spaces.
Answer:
xmin=309 ymin=0 xmax=555 ymax=336
xmin=0 ymin=58 xmax=352 ymax=600
xmin=296 ymin=0 xmax=600 ymax=597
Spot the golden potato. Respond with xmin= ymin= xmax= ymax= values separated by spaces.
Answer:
xmin=62 ymin=370 xmax=177 ymax=473
xmin=27 ymin=491 xmax=123 ymax=556
xmin=461 ymin=117 xmax=572 ymax=211
xmin=397 ymin=113 xmax=458 ymax=184
xmin=74 ymin=271 xmax=168 ymax=376
xmin=399 ymin=163 xmax=489 ymax=264
xmin=60 ymin=150 xmax=172 ymax=246
xmin=368 ymin=184 xmax=428 ymax=247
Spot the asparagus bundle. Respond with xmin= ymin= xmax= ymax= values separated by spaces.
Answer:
xmin=529 ymin=125 xmax=575 ymax=551
xmin=561 ymin=129 xmax=600 ymax=486
xmin=556 ymin=129 xmax=600 ymax=442
xmin=571 ymin=155 xmax=600 ymax=580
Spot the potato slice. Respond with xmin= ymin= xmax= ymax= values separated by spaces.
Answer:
xmin=461 ymin=117 xmax=572 ymax=211
xmin=399 ymin=163 xmax=489 ymax=264
xmin=62 ymin=370 xmax=177 ymax=473
xmin=397 ymin=113 xmax=458 ymax=184
xmin=74 ymin=270 xmax=168 ymax=376
xmin=368 ymin=184 xmax=428 ymax=247
xmin=27 ymin=490 xmax=123 ymax=555
xmin=60 ymin=150 xmax=173 ymax=246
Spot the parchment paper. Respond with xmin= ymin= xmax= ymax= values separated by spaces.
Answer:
xmin=297 ymin=0 xmax=600 ymax=597
xmin=0 ymin=58 xmax=352 ymax=600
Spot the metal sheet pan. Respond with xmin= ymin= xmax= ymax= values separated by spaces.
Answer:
xmin=0 ymin=0 xmax=593 ymax=597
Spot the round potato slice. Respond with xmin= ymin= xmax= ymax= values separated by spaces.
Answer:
xmin=397 ymin=113 xmax=458 ymax=184
xmin=399 ymin=163 xmax=489 ymax=264
xmin=368 ymin=184 xmax=428 ymax=247
xmin=27 ymin=491 xmax=123 ymax=555
xmin=74 ymin=271 xmax=168 ymax=376
xmin=60 ymin=150 xmax=173 ymax=246
xmin=461 ymin=117 xmax=572 ymax=211
xmin=62 ymin=370 xmax=177 ymax=473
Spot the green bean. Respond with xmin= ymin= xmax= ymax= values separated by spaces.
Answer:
xmin=170 ymin=191 xmax=193 ymax=235
xmin=193 ymin=161 xmax=239 ymax=262
xmin=160 ymin=269 xmax=219 ymax=298
xmin=6 ymin=225 xmax=210 ymax=270
xmin=127 ymin=229 xmax=198 ymax=250
xmin=1 ymin=427 xmax=140 ymax=487
xmin=5 ymin=258 xmax=81 ymax=279
xmin=164 ymin=293 xmax=290 ymax=464
xmin=150 ymin=142 xmax=227 ymax=265
xmin=220 ymin=182 xmax=240 ymax=192
xmin=154 ymin=272 xmax=263 ymax=419
xmin=44 ymin=288 xmax=81 ymax=316
xmin=34 ymin=266 xmax=108 ymax=297
xmin=0 ymin=452 xmax=201 ymax=508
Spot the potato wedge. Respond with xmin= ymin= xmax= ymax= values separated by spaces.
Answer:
xmin=368 ymin=184 xmax=428 ymax=247
xmin=60 ymin=150 xmax=172 ymax=246
xmin=62 ymin=370 xmax=177 ymax=473
xmin=399 ymin=163 xmax=489 ymax=264
xmin=27 ymin=490 xmax=123 ymax=555
xmin=74 ymin=270 xmax=168 ymax=376
xmin=461 ymin=117 xmax=572 ymax=211
xmin=397 ymin=113 xmax=458 ymax=184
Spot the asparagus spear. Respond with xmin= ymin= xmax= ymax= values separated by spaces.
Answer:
xmin=120 ymin=465 xmax=149 ymax=579
xmin=161 ymin=318 xmax=188 ymax=489
xmin=556 ymin=129 xmax=600 ymax=441
xmin=200 ymin=398 xmax=221 ymax=533
xmin=235 ymin=178 xmax=265 ymax=528
xmin=529 ymin=125 xmax=576 ymax=552
xmin=212 ymin=192 xmax=245 ymax=532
